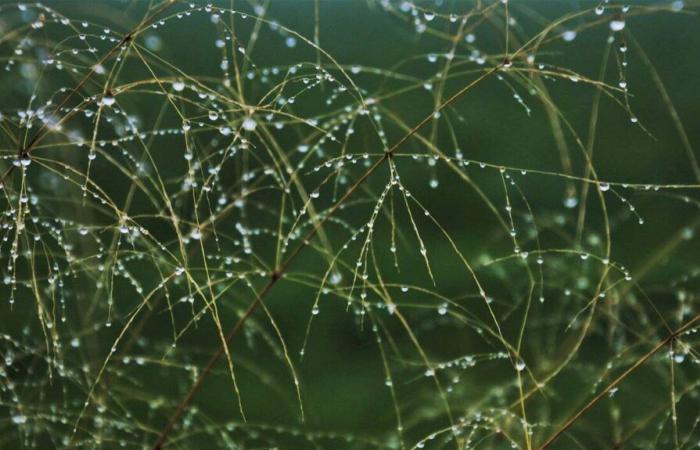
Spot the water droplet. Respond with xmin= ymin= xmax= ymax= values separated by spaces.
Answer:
xmin=11 ymin=415 xmax=27 ymax=425
xmin=681 ymin=227 xmax=694 ymax=240
xmin=562 ymin=30 xmax=577 ymax=42
xmin=242 ymin=117 xmax=257 ymax=131
xmin=564 ymin=195 xmax=578 ymax=208
xmin=330 ymin=272 xmax=342 ymax=285
xmin=671 ymin=1 xmax=684 ymax=12
xmin=101 ymin=94 xmax=115 ymax=106
xmin=610 ymin=17 xmax=626 ymax=32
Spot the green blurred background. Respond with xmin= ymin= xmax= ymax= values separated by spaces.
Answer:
xmin=1 ymin=1 xmax=700 ymax=449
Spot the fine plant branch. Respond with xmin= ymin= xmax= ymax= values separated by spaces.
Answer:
xmin=2 ymin=2 xmax=699 ymax=450
xmin=152 ymin=63 xmax=503 ymax=450
xmin=539 ymin=314 xmax=700 ymax=449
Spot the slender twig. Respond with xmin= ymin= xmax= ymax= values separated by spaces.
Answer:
xmin=539 ymin=314 xmax=700 ymax=449
xmin=0 ymin=0 xmax=176 ymax=187
xmin=152 ymin=64 xmax=502 ymax=450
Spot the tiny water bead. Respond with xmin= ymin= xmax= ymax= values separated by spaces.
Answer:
xmin=100 ymin=94 xmax=115 ymax=106
xmin=13 ymin=156 xmax=32 ymax=167
xmin=562 ymin=30 xmax=577 ymax=42
xmin=610 ymin=15 xmax=626 ymax=32
xmin=563 ymin=195 xmax=578 ymax=208
xmin=242 ymin=117 xmax=257 ymax=131
xmin=672 ymin=351 xmax=686 ymax=364
xmin=11 ymin=415 xmax=27 ymax=425
xmin=172 ymin=80 xmax=186 ymax=92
